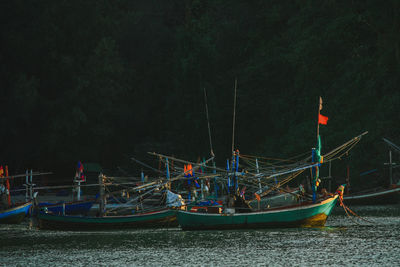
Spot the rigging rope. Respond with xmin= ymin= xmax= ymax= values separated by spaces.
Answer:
xmin=338 ymin=197 xmax=375 ymax=225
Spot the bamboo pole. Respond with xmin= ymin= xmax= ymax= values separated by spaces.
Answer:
xmin=0 ymin=172 xmax=52 ymax=180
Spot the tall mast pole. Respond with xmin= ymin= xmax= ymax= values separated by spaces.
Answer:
xmin=317 ymin=96 xmax=322 ymax=139
xmin=313 ymin=96 xmax=323 ymax=203
xmin=203 ymin=87 xmax=214 ymax=157
xmin=231 ymin=78 xmax=238 ymax=191
xmin=231 ymin=78 xmax=237 ymax=154
xmin=389 ymin=150 xmax=393 ymax=185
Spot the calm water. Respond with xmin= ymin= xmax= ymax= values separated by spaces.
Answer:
xmin=1 ymin=205 xmax=399 ymax=267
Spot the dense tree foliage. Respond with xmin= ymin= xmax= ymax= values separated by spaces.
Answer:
xmin=1 ymin=1 xmax=399 ymax=189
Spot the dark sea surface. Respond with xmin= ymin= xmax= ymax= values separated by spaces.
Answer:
xmin=1 ymin=205 xmax=399 ymax=267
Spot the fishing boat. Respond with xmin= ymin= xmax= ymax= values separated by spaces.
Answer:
xmin=0 ymin=167 xmax=36 ymax=223
xmin=343 ymin=185 xmax=400 ymax=205
xmin=28 ymin=162 xmax=96 ymax=216
xmin=37 ymin=207 xmax=177 ymax=230
xmin=175 ymin=97 xmax=360 ymax=230
xmin=36 ymin=173 xmax=185 ymax=230
xmin=0 ymin=202 xmax=32 ymax=224
xmin=343 ymin=138 xmax=400 ymax=205
xmin=177 ymin=194 xmax=338 ymax=230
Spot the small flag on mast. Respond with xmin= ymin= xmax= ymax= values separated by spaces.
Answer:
xmin=318 ymin=114 xmax=329 ymax=125
xmin=75 ymin=161 xmax=85 ymax=181
xmin=318 ymin=97 xmax=328 ymax=125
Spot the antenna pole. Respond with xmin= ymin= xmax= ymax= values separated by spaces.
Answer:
xmin=317 ymin=96 xmax=322 ymax=139
xmin=231 ymin=78 xmax=237 ymax=153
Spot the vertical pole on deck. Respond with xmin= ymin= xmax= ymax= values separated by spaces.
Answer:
xmin=231 ymin=79 xmax=237 ymax=155
xmin=256 ymin=158 xmax=261 ymax=192
xmin=311 ymin=148 xmax=316 ymax=203
xmin=213 ymin=161 xmax=218 ymax=199
xmin=5 ymin=166 xmax=11 ymax=206
xmin=99 ymin=173 xmax=105 ymax=217
xmin=30 ymin=169 xmax=33 ymax=201
xmin=231 ymin=78 xmax=237 ymax=195
xmin=389 ymin=150 xmax=393 ymax=185
xmin=25 ymin=170 xmax=29 ymax=202
xmin=141 ymin=169 xmax=145 ymax=183
xmin=328 ymin=160 xmax=332 ymax=192
xmin=166 ymin=158 xmax=170 ymax=181
xmin=77 ymin=180 xmax=81 ymax=201
xmin=201 ymin=179 xmax=204 ymax=200
xmin=226 ymin=159 xmax=230 ymax=194
xmin=235 ymin=150 xmax=239 ymax=192
xmin=166 ymin=157 xmax=170 ymax=190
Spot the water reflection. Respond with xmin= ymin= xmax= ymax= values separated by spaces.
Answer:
xmin=1 ymin=205 xmax=399 ymax=266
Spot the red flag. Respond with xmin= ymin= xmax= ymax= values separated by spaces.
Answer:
xmin=318 ymin=114 xmax=328 ymax=125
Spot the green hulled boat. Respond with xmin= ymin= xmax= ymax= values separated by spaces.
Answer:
xmin=177 ymin=195 xmax=338 ymax=230
xmin=38 ymin=208 xmax=178 ymax=230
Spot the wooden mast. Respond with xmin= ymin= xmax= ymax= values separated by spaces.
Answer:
xmin=203 ymin=87 xmax=214 ymax=158
xmin=231 ymin=78 xmax=237 ymax=191
xmin=231 ymin=78 xmax=237 ymax=154
xmin=317 ymin=96 xmax=322 ymax=139
xmin=313 ymin=97 xmax=323 ymax=203
xmin=203 ymin=87 xmax=218 ymax=197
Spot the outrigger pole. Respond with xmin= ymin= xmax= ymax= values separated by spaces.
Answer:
xmin=0 ymin=171 xmax=52 ymax=180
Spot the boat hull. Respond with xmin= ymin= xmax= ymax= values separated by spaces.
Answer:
xmin=0 ymin=202 xmax=32 ymax=224
xmin=38 ymin=208 xmax=177 ymax=230
xmin=37 ymin=200 xmax=94 ymax=215
xmin=343 ymin=187 xmax=400 ymax=205
xmin=177 ymin=196 xmax=338 ymax=230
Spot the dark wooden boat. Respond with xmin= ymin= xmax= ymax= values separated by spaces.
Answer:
xmin=0 ymin=202 xmax=32 ymax=224
xmin=343 ymin=186 xmax=400 ymax=205
xmin=37 ymin=208 xmax=177 ymax=230
xmin=343 ymin=138 xmax=400 ymax=205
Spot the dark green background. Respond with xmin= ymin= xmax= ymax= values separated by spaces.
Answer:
xmin=1 ymin=1 xmax=399 ymax=190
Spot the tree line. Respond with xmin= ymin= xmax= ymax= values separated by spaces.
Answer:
xmin=1 ymin=1 xmax=399 ymax=189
